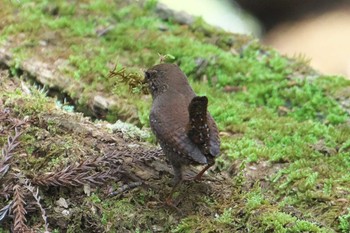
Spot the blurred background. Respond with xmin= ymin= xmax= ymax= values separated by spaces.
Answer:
xmin=159 ymin=0 xmax=350 ymax=78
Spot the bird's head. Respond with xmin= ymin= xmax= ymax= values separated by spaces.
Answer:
xmin=145 ymin=63 xmax=192 ymax=99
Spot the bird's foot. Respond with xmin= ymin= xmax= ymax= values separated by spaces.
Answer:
xmin=192 ymin=163 xmax=214 ymax=181
xmin=183 ymin=170 xmax=207 ymax=182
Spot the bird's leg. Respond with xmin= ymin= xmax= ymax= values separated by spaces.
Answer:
xmin=171 ymin=163 xmax=183 ymax=186
xmin=166 ymin=164 xmax=182 ymax=206
xmin=193 ymin=161 xmax=215 ymax=181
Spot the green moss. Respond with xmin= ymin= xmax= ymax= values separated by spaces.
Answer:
xmin=245 ymin=187 xmax=266 ymax=211
xmin=339 ymin=208 xmax=350 ymax=233
xmin=3 ymin=87 xmax=54 ymax=117
xmin=1 ymin=0 xmax=350 ymax=232
xmin=259 ymin=211 xmax=330 ymax=233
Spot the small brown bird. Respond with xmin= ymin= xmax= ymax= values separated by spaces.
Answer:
xmin=145 ymin=63 xmax=220 ymax=199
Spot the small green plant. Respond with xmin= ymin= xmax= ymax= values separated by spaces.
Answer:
xmin=215 ymin=207 xmax=233 ymax=224
xmin=246 ymin=188 xmax=265 ymax=211
xmin=339 ymin=208 xmax=350 ymax=233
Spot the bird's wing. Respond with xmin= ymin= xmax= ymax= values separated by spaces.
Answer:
xmin=150 ymin=95 xmax=207 ymax=164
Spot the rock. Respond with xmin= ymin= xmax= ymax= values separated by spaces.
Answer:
xmin=156 ymin=3 xmax=194 ymax=25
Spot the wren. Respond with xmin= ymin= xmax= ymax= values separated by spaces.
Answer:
xmin=145 ymin=63 xmax=220 ymax=190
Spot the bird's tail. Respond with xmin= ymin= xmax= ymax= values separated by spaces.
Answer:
xmin=187 ymin=96 xmax=210 ymax=154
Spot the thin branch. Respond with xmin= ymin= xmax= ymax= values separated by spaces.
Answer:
xmin=0 ymin=201 xmax=12 ymax=222
xmin=12 ymin=184 xmax=28 ymax=233
xmin=0 ymin=183 xmax=14 ymax=199
xmin=23 ymin=180 xmax=50 ymax=233
xmin=0 ymin=127 xmax=23 ymax=179
xmin=133 ymin=148 xmax=163 ymax=162
xmin=32 ymin=153 xmax=123 ymax=187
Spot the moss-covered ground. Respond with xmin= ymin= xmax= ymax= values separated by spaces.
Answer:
xmin=1 ymin=0 xmax=350 ymax=232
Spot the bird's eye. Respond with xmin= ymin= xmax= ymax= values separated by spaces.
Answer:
xmin=145 ymin=70 xmax=158 ymax=81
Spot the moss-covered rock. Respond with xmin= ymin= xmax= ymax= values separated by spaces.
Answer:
xmin=0 ymin=1 xmax=349 ymax=232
